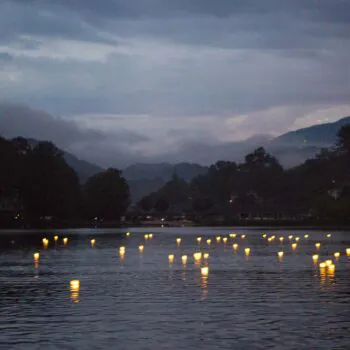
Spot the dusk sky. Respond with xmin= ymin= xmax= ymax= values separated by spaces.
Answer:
xmin=1 ymin=0 xmax=350 ymax=167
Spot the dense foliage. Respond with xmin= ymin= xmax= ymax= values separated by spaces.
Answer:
xmin=137 ymin=126 xmax=350 ymax=223
xmin=0 ymin=137 xmax=130 ymax=227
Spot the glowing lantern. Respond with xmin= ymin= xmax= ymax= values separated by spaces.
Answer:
xmin=334 ymin=252 xmax=340 ymax=258
xmin=244 ymin=248 xmax=251 ymax=255
xmin=278 ymin=251 xmax=284 ymax=258
xmin=70 ymin=280 xmax=80 ymax=291
xmin=139 ymin=245 xmax=144 ymax=253
xmin=223 ymin=237 xmax=228 ymax=244
xmin=176 ymin=238 xmax=182 ymax=245
xmin=149 ymin=233 xmax=153 ymax=239
xmin=288 ymin=235 xmax=293 ymax=240
xmin=144 ymin=234 xmax=149 ymax=240
xmin=193 ymin=252 xmax=202 ymax=261
xmin=315 ymin=243 xmax=321 ymax=249
xmin=232 ymin=233 xmax=237 ymax=238
xmin=291 ymin=243 xmax=297 ymax=250
xmin=216 ymin=236 xmax=221 ymax=243
xmin=295 ymin=237 xmax=300 ymax=242
xmin=168 ymin=254 xmax=174 ymax=263
xmin=90 ymin=239 xmax=96 ymax=247
xmin=54 ymin=235 xmax=58 ymax=242
xmin=319 ymin=262 xmax=326 ymax=268
xmin=271 ymin=235 xmax=276 ymax=240
xmin=241 ymin=235 xmax=246 ymax=239
xmin=326 ymin=233 xmax=331 ymax=238
xmin=279 ymin=237 xmax=284 ymax=242
xmin=346 ymin=248 xmax=350 ymax=256
xmin=201 ymin=267 xmax=209 ymax=276
xmin=206 ymin=239 xmax=211 ymax=245
xmin=304 ymin=234 xmax=309 ymax=239
xmin=33 ymin=252 xmax=40 ymax=261
xmin=203 ymin=253 xmax=209 ymax=259
xmin=262 ymin=234 xmax=267 ymax=238
xmin=119 ymin=246 xmax=126 ymax=255
xmin=328 ymin=264 xmax=335 ymax=271
xmin=197 ymin=237 xmax=202 ymax=244
xmin=233 ymin=243 xmax=238 ymax=250
xmin=126 ymin=232 xmax=131 ymax=237
xmin=63 ymin=237 xmax=68 ymax=246
xmin=325 ymin=260 xmax=332 ymax=266
xmin=312 ymin=254 xmax=319 ymax=262
xmin=181 ymin=255 xmax=188 ymax=264
xmin=42 ymin=238 xmax=49 ymax=248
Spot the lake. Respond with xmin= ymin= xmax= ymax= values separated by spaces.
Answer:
xmin=1 ymin=227 xmax=350 ymax=350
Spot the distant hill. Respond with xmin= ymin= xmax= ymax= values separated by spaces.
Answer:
xmin=267 ymin=116 xmax=350 ymax=167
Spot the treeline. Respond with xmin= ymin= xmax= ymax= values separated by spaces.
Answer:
xmin=0 ymin=137 xmax=130 ymax=227
xmin=137 ymin=125 xmax=350 ymax=224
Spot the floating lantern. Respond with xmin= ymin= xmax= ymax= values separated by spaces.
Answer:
xmin=312 ymin=254 xmax=319 ymax=262
xmin=149 ymin=233 xmax=153 ymax=239
xmin=291 ymin=243 xmax=297 ymax=250
xmin=33 ymin=252 xmax=40 ymax=261
xmin=288 ymin=235 xmax=293 ymax=240
xmin=197 ymin=237 xmax=202 ymax=244
xmin=244 ymin=248 xmax=251 ymax=255
xmin=181 ymin=255 xmax=188 ymax=264
xmin=203 ymin=253 xmax=209 ymax=259
xmin=279 ymin=237 xmax=284 ymax=242
xmin=144 ymin=234 xmax=149 ymax=240
xmin=139 ymin=245 xmax=144 ymax=253
xmin=70 ymin=280 xmax=80 ymax=291
xmin=126 ymin=232 xmax=131 ymax=237
xmin=295 ymin=237 xmax=300 ymax=242
xmin=176 ymin=238 xmax=182 ymax=245
xmin=216 ymin=236 xmax=221 ymax=243
xmin=262 ymin=234 xmax=267 ymax=238
xmin=328 ymin=264 xmax=335 ymax=271
xmin=193 ymin=252 xmax=202 ymax=261
xmin=63 ymin=237 xmax=68 ymax=246
xmin=42 ymin=238 xmax=49 ymax=248
xmin=325 ymin=260 xmax=332 ymax=266
xmin=223 ymin=237 xmax=228 ymax=244
xmin=334 ymin=252 xmax=340 ymax=258
xmin=315 ymin=243 xmax=321 ymax=249
xmin=54 ymin=235 xmax=58 ymax=242
xmin=346 ymin=248 xmax=350 ymax=256
xmin=271 ymin=235 xmax=276 ymax=240
xmin=304 ymin=234 xmax=309 ymax=239
xmin=206 ymin=239 xmax=211 ymax=245
xmin=90 ymin=239 xmax=96 ymax=247
xmin=326 ymin=233 xmax=331 ymax=238
xmin=319 ymin=262 xmax=326 ymax=268
xmin=201 ymin=267 xmax=209 ymax=276
xmin=232 ymin=233 xmax=237 ymax=238
xmin=233 ymin=243 xmax=238 ymax=250
xmin=168 ymin=254 xmax=174 ymax=263
xmin=241 ymin=235 xmax=246 ymax=239
xmin=278 ymin=251 xmax=284 ymax=258
xmin=119 ymin=246 xmax=126 ymax=255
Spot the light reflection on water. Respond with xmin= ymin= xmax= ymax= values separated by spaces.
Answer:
xmin=0 ymin=227 xmax=350 ymax=350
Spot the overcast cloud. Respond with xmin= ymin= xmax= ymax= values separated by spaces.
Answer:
xmin=0 ymin=0 xmax=350 ymax=167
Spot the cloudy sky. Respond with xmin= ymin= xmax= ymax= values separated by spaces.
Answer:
xmin=1 ymin=0 xmax=350 ymax=167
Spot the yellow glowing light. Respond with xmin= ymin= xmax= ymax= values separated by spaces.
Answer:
xmin=70 ymin=280 xmax=80 ymax=291
xmin=206 ymin=239 xmax=212 ymax=245
xmin=325 ymin=260 xmax=332 ymax=266
xmin=346 ymin=248 xmax=350 ymax=256
xmin=181 ymin=255 xmax=188 ymax=264
xmin=288 ymin=235 xmax=293 ymax=240
xmin=312 ymin=254 xmax=319 ymax=262
xmin=54 ymin=235 xmax=58 ymax=242
xmin=262 ymin=234 xmax=267 ymax=238
xmin=144 ymin=234 xmax=149 ymax=240
xmin=244 ymin=248 xmax=251 ymax=255
xmin=304 ymin=234 xmax=309 ymax=239
xmin=326 ymin=233 xmax=331 ymax=238
xmin=295 ymin=237 xmax=300 ymax=242
xmin=315 ymin=243 xmax=321 ymax=249
xmin=149 ymin=233 xmax=153 ymax=239
xmin=233 ymin=243 xmax=238 ymax=250
xmin=90 ymin=239 xmax=96 ymax=247
xmin=126 ymin=232 xmax=131 ymax=237
xmin=279 ymin=237 xmax=284 ymax=242
xmin=291 ymin=243 xmax=297 ymax=250
xmin=278 ymin=251 xmax=284 ymax=258
xmin=139 ymin=245 xmax=144 ymax=253
xmin=241 ymin=235 xmax=246 ymax=239
xmin=201 ymin=267 xmax=209 ymax=276
xmin=232 ymin=233 xmax=237 ymax=238
xmin=216 ymin=236 xmax=221 ymax=243
xmin=193 ymin=252 xmax=202 ymax=261
xmin=271 ymin=235 xmax=276 ymax=240
xmin=168 ymin=254 xmax=174 ymax=263
xmin=119 ymin=246 xmax=126 ymax=254
xmin=334 ymin=252 xmax=340 ymax=258
xmin=197 ymin=237 xmax=202 ymax=243
xmin=319 ymin=262 xmax=326 ymax=268
xmin=203 ymin=253 xmax=209 ymax=259
xmin=176 ymin=238 xmax=182 ymax=245
xmin=63 ymin=237 xmax=68 ymax=245
xmin=223 ymin=237 xmax=228 ymax=244
xmin=328 ymin=264 xmax=335 ymax=271
xmin=42 ymin=238 xmax=49 ymax=248
xmin=33 ymin=252 xmax=40 ymax=261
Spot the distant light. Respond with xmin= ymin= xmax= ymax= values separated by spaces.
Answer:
xmin=161 ymin=218 xmax=165 ymax=222
xmin=233 ymin=243 xmax=238 ymax=250
xmin=304 ymin=234 xmax=309 ymax=239
xmin=319 ymin=262 xmax=326 ymax=268
xmin=63 ymin=237 xmax=68 ymax=246
xmin=70 ymin=280 xmax=80 ymax=291
xmin=325 ymin=260 xmax=332 ymax=266
xmin=334 ymin=252 xmax=340 ymax=258
xmin=326 ymin=233 xmax=331 ymax=238
xmin=223 ymin=237 xmax=228 ymax=244
xmin=206 ymin=239 xmax=212 ymax=245
xmin=346 ymin=248 xmax=350 ymax=256
xmin=176 ymin=238 xmax=182 ymax=245
xmin=232 ymin=233 xmax=237 ymax=238
xmin=42 ymin=238 xmax=49 ymax=248
xmin=144 ymin=234 xmax=149 ymax=240
xmin=54 ymin=235 xmax=58 ymax=242
xmin=241 ymin=235 xmax=246 ymax=239
xmin=216 ymin=236 xmax=221 ymax=243
xmin=262 ymin=234 xmax=267 ymax=238
xmin=279 ymin=237 xmax=284 ymax=242
xmin=149 ymin=233 xmax=153 ymax=239
xmin=168 ymin=254 xmax=174 ymax=263
xmin=119 ymin=246 xmax=126 ymax=255
xmin=278 ymin=251 xmax=284 ymax=258
xmin=197 ymin=237 xmax=202 ymax=244
xmin=288 ymin=235 xmax=293 ymax=240
xmin=203 ymin=253 xmax=209 ymax=259
xmin=201 ymin=267 xmax=209 ymax=276
xmin=291 ymin=243 xmax=297 ymax=250
xmin=181 ymin=255 xmax=187 ymax=264
xmin=126 ymin=232 xmax=131 ymax=237
xmin=328 ymin=264 xmax=335 ymax=271
xmin=90 ymin=239 xmax=96 ymax=247
xmin=244 ymin=248 xmax=251 ymax=255
xmin=193 ymin=252 xmax=202 ymax=261
xmin=315 ymin=243 xmax=321 ymax=249
xmin=139 ymin=245 xmax=144 ymax=253
xmin=33 ymin=252 xmax=40 ymax=261
xmin=295 ymin=237 xmax=300 ymax=242
xmin=312 ymin=254 xmax=319 ymax=262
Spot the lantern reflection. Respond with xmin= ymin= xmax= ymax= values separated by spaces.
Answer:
xmin=201 ymin=266 xmax=209 ymax=276
xmin=33 ymin=252 xmax=40 ymax=267
xmin=70 ymin=280 xmax=80 ymax=303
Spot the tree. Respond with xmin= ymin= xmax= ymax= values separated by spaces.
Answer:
xmin=337 ymin=124 xmax=350 ymax=155
xmin=139 ymin=195 xmax=153 ymax=212
xmin=154 ymin=197 xmax=170 ymax=213
xmin=85 ymin=168 xmax=130 ymax=220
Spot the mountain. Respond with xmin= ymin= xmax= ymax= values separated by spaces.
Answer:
xmin=267 ymin=116 xmax=350 ymax=167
